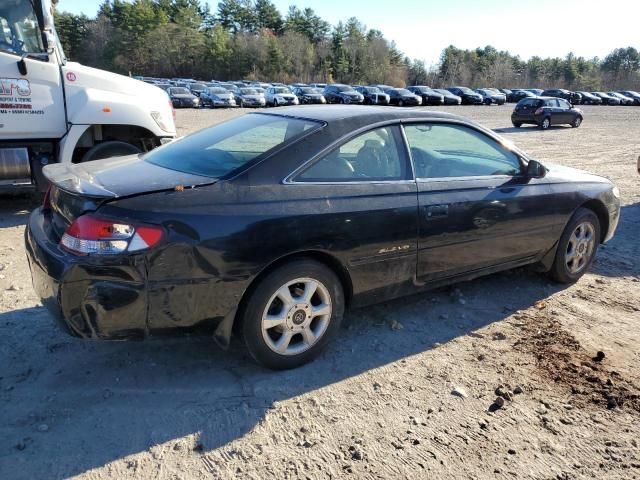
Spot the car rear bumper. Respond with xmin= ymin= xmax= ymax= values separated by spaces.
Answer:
xmin=25 ymin=208 xmax=148 ymax=339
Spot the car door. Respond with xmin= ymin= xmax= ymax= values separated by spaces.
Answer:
xmin=557 ymin=98 xmax=574 ymax=123
xmin=289 ymin=124 xmax=419 ymax=305
xmin=403 ymin=122 xmax=558 ymax=284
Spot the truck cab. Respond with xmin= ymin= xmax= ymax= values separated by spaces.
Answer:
xmin=0 ymin=0 xmax=176 ymax=190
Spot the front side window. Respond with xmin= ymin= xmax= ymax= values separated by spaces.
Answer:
xmin=404 ymin=124 xmax=522 ymax=179
xmin=0 ymin=0 xmax=45 ymax=55
xmin=145 ymin=114 xmax=320 ymax=178
xmin=297 ymin=126 xmax=407 ymax=182
xmin=558 ymin=99 xmax=571 ymax=109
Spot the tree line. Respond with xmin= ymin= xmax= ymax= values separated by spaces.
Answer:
xmin=54 ymin=0 xmax=640 ymax=90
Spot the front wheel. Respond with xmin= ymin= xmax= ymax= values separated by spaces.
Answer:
xmin=548 ymin=208 xmax=600 ymax=283
xmin=241 ymin=260 xmax=344 ymax=370
xmin=398 ymin=100 xmax=404 ymax=107
xmin=80 ymin=140 xmax=142 ymax=163
xmin=540 ymin=117 xmax=551 ymax=130
xmin=571 ymin=116 xmax=582 ymax=128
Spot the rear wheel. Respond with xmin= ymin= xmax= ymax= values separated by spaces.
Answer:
xmin=540 ymin=117 xmax=551 ymax=130
xmin=571 ymin=116 xmax=582 ymax=128
xmin=241 ymin=260 xmax=344 ymax=370
xmin=398 ymin=100 xmax=404 ymax=107
xmin=80 ymin=141 xmax=142 ymax=163
xmin=549 ymin=208 xmax=600 ymax=283
xmin=484 ymin=98 xmax=492 ymax=105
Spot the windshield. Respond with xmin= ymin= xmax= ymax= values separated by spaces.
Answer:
xmin=145 ymin=114 xmax=321 ymax=178
xmin=299 ymin=88 xmax=315 ymax=94
xmin=208 ymin=87 xmax=229 ymax=94
xmin=273 ymin=87 xmax=290 ymax=94
xmin=240 ymin=88 xmax=258 ymax=94
xmin=190 ymin=83 xmax=206 ymax=91
xmin=435 ymin=89 xmax=450 ymax=95
xmin=396 ymin=89 xmax=412 ymax=95
xmin=169 ymin=87 xmax=190 ymax=95
xmin=456 ymin=87 xmax=474 ymax=93
xmin=0 ymin=0 xmax=46 ymax=56
xmin=336 ymin=85 xmax=355 ymax=92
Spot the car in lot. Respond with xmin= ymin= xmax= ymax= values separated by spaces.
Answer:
xmin=235 ymin=88 xmax=266 ymax=108
xmin=617 ymin=90 xmax=640 ymax=105
xmin=167 ymin=86 xmax=201 ymax=108
xmin=511 ymin=96 xmax=583 ymax=129
xmin=446 ymin=87 xmax=483 ymax=105
xmin=324 ymin=84 xmax=365 ymax=104
xmin=474 ymin=88 xmax=506 ymax=105
xmin=354 ymin=86 xmax=390 ymax=105
xmin=592 ymin=92 xmax=620 ymax=105
xmin=200 ymin=87 xmax=237 ymax=108
xmin=607 ymin=92 xmax=634 ymax=106
xmin=265 ymin=86 xmax=300 ymax=107
xmin=577 ymin=91 xmax=602 ymax=105
xmin=541 ymin=89 xmax=582 ymax=105
xmin=26 ymin=106 xmax=620 ymax=369
xmin=407 ymin=86 xmax=444 ymax=105
xmin=292 ymin=87 xmax=326 ymax=104
xmin=433 ymin=89 xmax=462 ymax=105
xmin=384 ymin=88 xmax=423 ymax=106
xmin=508 ymin=89 xmax=536 ymax=102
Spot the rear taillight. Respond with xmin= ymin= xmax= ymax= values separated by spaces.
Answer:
xmin=534 ymin=107 xmax=544 ymax=115
xmin=42 ymin=184 xmax=52 ymax=211
xmin=60 ymin=214 xmax=163 ymax=256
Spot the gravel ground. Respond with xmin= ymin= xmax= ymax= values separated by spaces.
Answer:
xmin=1 ymin=105 xmax=639 ymax=479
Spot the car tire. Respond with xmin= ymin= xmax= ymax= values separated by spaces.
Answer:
xmin=548 ymin=207 xmax=600 ymax=284
xmin=484 ymin=98 xmax=491 ymax=105
xmin=571 ymin=116 xmax=582 ymax=128
xmin=540 ymin=117 xmax=551 ymax=130
xmin=398 ymin=100 xmax=404 ymax=107
xmin=238 ymin=99 xmax=244 ymax=108
xmin=241 ymin=259 xmax=345 ymax=370
xmin=512 ymin=122 xmax=522 ymax=128
xmin=80 ymin=140 xmax=142 ymax=163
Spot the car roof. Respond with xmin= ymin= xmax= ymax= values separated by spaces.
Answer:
xmin=261 ymin=105 xmax=469 ymax=124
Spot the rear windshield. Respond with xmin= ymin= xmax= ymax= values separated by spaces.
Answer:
xmin=169 ymin=87 xmax=190 ymax=94
xmin=144 ymin=114 xmax=321 ymax=178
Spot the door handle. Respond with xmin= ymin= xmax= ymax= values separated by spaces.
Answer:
xmin=426 ymin=204 xmax=449 ymax=218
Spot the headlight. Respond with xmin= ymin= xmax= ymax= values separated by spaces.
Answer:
xmin=151 ymin=111 xmax=173 ymax=133
xmin=612 ymin=186 xmax=620 ymax=198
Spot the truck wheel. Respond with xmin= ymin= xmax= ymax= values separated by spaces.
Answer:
xmin=80 ymin=141 xmax=142 ymax=163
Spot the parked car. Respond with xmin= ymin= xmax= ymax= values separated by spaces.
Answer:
xmin=200 ymin=87 xmax=237 ymax=108
xmin=433 ymin=89 xmax=462 ymax=105
xmin=577 ymin=91 xmax=602 ymax=105
xmin=607 ymin=92 xmax=634 ymax=106
xmin=592 ymin=92 xmax=621 ymax=105
xmin=475 ymin=88 xmax=506 ymax=105
xmin=405 ymin=86 xmax=443 ymax=105
xmin=511 ymin=96 xmax=583 ymax=129
xmin=292 ymin=87 xmax=326 ymax=104
xmin=541 ymin=89 xmax=581 ymax=105
xmin=27 ymin=106 xmax=620 ymax=369
xmin=265 ymin=86 xmax=300 ymax=106
xmin=446 ymin=87 xmax=483 ymax=105
xmin=167 ymin=86 xmax=201 ymax=108
xmin=354 ymin=86 xmax=390 ymax=105
xmin=617 ymin=90 xmax=640 ymax=105
xmin=324 ymin=84 xmax=365 ymax=104
xmin=508 ymin=89 xmax=536 ymax=102
xmin=384 ymin=88 xmax=422 ymax=106
xmin=188 ymin=82 xmax=208 ymax=97
xmin=235 ymin=87 xmax=267 ymax=108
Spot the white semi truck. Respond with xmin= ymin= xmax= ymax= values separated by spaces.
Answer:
xmin=0 ymin=0 xmax=176 ymax=191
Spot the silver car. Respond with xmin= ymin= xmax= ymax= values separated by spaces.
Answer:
xmin=265 ymin=86 xmax=299 ymax=107
xmin=236 ymin=88 xmax=267 ymax=108
xmin=201 ymin=87 xmax=237 ymax=108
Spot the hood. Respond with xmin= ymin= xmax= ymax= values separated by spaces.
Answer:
xmin=241 ymin=95 xmax=265 ymax=100
xmin=543 ymin=162 xmax=611 ymax=185
xmin=172 ymin=93 xmax=197 ymax=99
xmin=62 ymin=62 xmax=176 ymax=136
xmin=43 ymin=154 xmax=215 ymax=199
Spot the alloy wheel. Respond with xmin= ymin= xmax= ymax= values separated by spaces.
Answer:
xmin=565 ymin=222 xmax=595 ymax=274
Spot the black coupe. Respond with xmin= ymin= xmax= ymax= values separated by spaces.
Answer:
xmin=26 ymin=106 xmax=620 ymax=369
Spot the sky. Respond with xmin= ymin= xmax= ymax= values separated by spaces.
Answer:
xmin=57 ymin=0 xmax=640 ymax=66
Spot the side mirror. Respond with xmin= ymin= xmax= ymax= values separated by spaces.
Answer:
xmin=526 ymin=159 xmax=547 ymax=179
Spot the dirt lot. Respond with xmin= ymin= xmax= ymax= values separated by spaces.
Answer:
xmin=1 ymin=105 xmax=639 ymax=480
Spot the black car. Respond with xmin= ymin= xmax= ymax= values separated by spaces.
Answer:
xmin=446 ymin=87 xmax=483 ymax=105
xmin=508 ymin=89 xmax=535 ymax=103
xmin=617 ymin=90 xmax=640 ymax=105
xmin=475 ymin=88 xmax=506 ymax=105
xmin=292 ymin=87 xmax=326 ymax=104
xmin=607 ymin=92 xmax=634 ymax=106
xmin=511 ymin=97 xmax=583 ymax=129
xmin=433 ymin=89 xmax=462 ymax=105
xmin=384 ymin=88 xmax=422 ymax=106
xmin=541 ymin=89 xmax=582 ymax=105
xmin=498 ymin=88 xmax=512 ymax=97
xmin=407 ymin=86 xmax=444 ymax=105
xmin=592 ymin=92 xmax=621 ymax=105
xmin=323 ymin=84 xmax=364 ymax=104
xmin=26 ymin=106 xmax=619 ymax=369
xmin=354 ymin=86 xmax=390 ymax=105
xmin=166 ymin=86 xmax=200 ymax=108
xmin=577 ymin=91 xmax=602 ymax=105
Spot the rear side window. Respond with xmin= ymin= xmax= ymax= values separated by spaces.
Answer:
xmin=145 ymin=114 xmax=320 ymax=178
xmin=519 ymin=98 xmax=541 ymax=108
xmin=405 ymin=123 xmax=522 ymax=178
xmin=296 ymin=126 xmax=407 ymax=182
